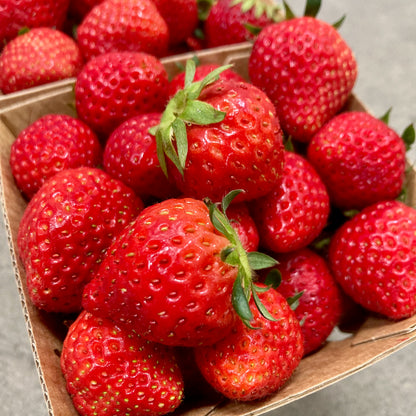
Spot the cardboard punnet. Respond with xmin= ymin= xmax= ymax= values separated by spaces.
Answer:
xmin=1 ymin=42 xmax=416 ymax=416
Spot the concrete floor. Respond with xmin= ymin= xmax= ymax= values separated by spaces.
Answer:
xmin=1 ymin=1 xmax=416 ymax=415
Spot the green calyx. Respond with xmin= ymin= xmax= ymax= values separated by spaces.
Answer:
xmin=379 ymin=108 xmax=415 ymax=151
xmin=149 ymin=59 xmax=232 ymax=177
xmin=205 ymin=190 xmax=281 ymax=328
xmin=231 ymin=0 xmax=284 ymax=22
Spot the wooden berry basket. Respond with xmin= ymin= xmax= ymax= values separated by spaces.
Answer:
xmin=1 ymin=43 xmax=416 ymax=416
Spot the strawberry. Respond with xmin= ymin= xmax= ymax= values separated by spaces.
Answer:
xmin=248 ymin=10 xmax=357 ymax=142
xmin=250 ymin=150 xmax=330 ymax=253
xmin=61 ymin=310 xmax=184 ymax=416
xmin=266 ymin=248 xmax=343 ymax=356
xmin=307 ymin=111 xmax=408 ymax=211
xmin=328 ymin=200 xmax=416 ymax=320
xmin=75 ymin=51 xmax=169 ymax=138
xmin=153 ymin=61 xmax=285 ymax=203
xmin=17 ymin=167 xmax=143 ymax=313
xmin=0 ymin=27 xmax=83 ymax=94
xmin=10 ymin=114 xmax=102 ymax=200
xmin=194 ymin=284 xmax=303 ymax=401
xmin=103 ymin=113 xmax=180 ymax=201
xmin=76 ymin=0 xmax=169 ymax=62
xmin=0 ymin=0 xmax=70 ymax=45
xmin=204 ymin=0 xmax=283 ymax=48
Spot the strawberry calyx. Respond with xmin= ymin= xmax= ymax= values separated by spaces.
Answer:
xmin=231 ymin=0 xmax=284 ymax=21
xmin=150 ymin=59 xmax=232 ymax=177
xmin=205 ymin=190 xmax=280 ymax=328
xmin=283 ymin=0 xmax=321 ymax=19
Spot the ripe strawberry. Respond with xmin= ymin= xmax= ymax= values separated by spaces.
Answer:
xmin=204 ymin=0 xmax=283 ymax=48
xmin=75 ymin=51 xmax=169 ymax=138
xmin=10 ymin=114 xmax=102 ymax=200
xmin=76 ymin=0 xmax=169 ymax=61
xmin=328 ymin=200 xmax=416 ymax=320
xmin=307 ymin=111 xmax=407 ymax=211
xmin=249 ymin=15 xmax=357 ymax=142
xmin=0 ymin=0 xmax=70 ymax=45
xmin=61 ymin=310 xmax=184 ymax=416
xmin=250 ymin=150 xmax=330 ymax=253
xmin=0 ymin=27 xmax=83 ymax=94
xmin=103 ymin=113 xmax=180 ymax=201
xmin=17 ymin=167 xmax=143 ymax=313
xmin=194 ymin=284 xmax=303 ymax=401
xmin=266 ymin=248 xmax=343 ymax=356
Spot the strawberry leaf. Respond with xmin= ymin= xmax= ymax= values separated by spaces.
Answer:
xmin=379 ymin=107 xmax=392 ymax=124
xmin=181 ymin=100 xmax=226 ymax=125
xmin=232 ymin=273 xmax=254 ymax=322
xmin=252 ymin=283 xmax=278 ymax=321
xmin=184 ymin=59 xmax=197 ymax=88
xmin=264 ymin=268 xmax=282 ymax=289
xmin=247 ymin=251 xmax=278 ymax=270
xmin=222 ymin=189 xmax=244 ymax=213
xmin=283 ymin=1 xmax=296 ymax=19
xmin=332 ymin=14 xmax=346 ymax=29
xmin=287 ymin=291 xmax=304 ymax=311
xmin=172 ymin=118 xmax=188 ymax=168
xmin=402 ymin=123 xmax=415 ymax=151
xmin=304 ymin=0 xmax=321 ymax=17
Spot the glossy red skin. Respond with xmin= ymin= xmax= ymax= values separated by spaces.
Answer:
xmin=307 ymin=111 xmax=406 ymax=211
xmin=0 ymin=0 xmax=70 ymax=44
xmin=249 ymin=17 xmax=357 ymax=142
xmin=103 ymin=113 xmax=179 ymax=201
xmin=10 ymin=114 xmax=102 ymax=200
xmin=75 ymin=51 xmax=169 ymax=138
xmin=17 ymin=167 xmax=143 ymax=313
xmin=251 ymin=151 xmax=330 ymax=253
xmin=77 ymin=0 xmax=169 ymax=61
xmin=194 ymin=286 xmax=304 ymax=401
xmin=204 ymin=0 xmax=276 ymax=48
xmin=83 ymin=197 xmax=238 ymax=347
xmin=169 ymin=79 xmax=285 ymax=203
xmin=328 ymin=200 xmax=416 ymax=320
xmin=0 ymin=28 xmax=83 ymax=94
xmin=61 ymin=311 xmax=184 ymax=416
xmin=271 ymin=248 xmax=343 ymax=356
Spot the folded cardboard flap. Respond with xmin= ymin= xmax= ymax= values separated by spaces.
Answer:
xmin=1 ymin=43 xmax=416 ymax=416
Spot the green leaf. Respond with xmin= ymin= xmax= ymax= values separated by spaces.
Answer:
xmin=332 ymin=14 xmax=346 ymax=29
xmin=181 ymin=100 xmax=226 ymax=125
xmin=402 ymin=123 xmax=415 ymax=151
xmin=184 ymin=59 xmax=197 ymax=88
xmin=304 ymin=0 xmax=321 ymax=17
xmin=379 ymin=107 xmax=392 ymax=124
xmin=221 ymin=246 xmax=235 ymax=263
xmin=155 ymin=130 xmax=168 ymax=177
xmin=208 ymin=201 xmax=230 ymax=238
xmin=197 ymin=0 xmax=216 ymax=21
xmin=172 ymin=118 xmax=188 ymax=168
xmin=247 ymin=251 xmax=278 ymax=270
xmin=223 ymin=248 xmax=240 ymax=266
xmin=264 ymin=268 xmax=282 ymax=289
xmin=232 ymin=273 xmax=254 ymax=322
xmin=221 ymin=189 xmax=243 ymax=213
xmin=244 ymin=22 xmax=263 ymax=36
xmin=287 ymin=291 xmax=304 ymax=311
xmin=252 ymin=284 xmax=278 ymax=321
xmin=283 ymin=1 xmax=296 ymax=19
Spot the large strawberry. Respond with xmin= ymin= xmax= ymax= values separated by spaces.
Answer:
xmin=17 ymin=167 xmax=143 ymax=313
xmin=248 ymin=4 xmax=357 ymax=142
xmin=328 ymin=200 xmax=416 ymax=320
xmin=250 ymin=150 xmax=330 ymax=253
xmin=194 ymin=284 xmax=303 ymax=401
xmin=61 ymin=310 xmax=184 ymax=416
xmin=152 ymin=60 xmax=285 ymax=203
xmin=75 ymin=51 xmax=169 ymax=138
xmin=10 ymin=114 xmax=102 ymax=200
xmin=76 ymin=0 xmax=169 ymax=61
xmin=0 ymin=27 xmax=83 ymax=94
xmin=307 ymin=111 xmax=409 ymax=211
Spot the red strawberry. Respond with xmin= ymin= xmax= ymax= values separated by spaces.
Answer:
xmin=250 ymin=150 xmax=330 ymax=253
xmin=307 ymin=111 xmax=407 ymax=211
xmin=17 ymin=167 xmax=143 ymax=313
xmin=0 ymin=27 xmax=83 ymax=94
xmin=76 ymin=0 xmax=169 ymax=61
xmin=0 ymin=0 xmax=70 ymax=45
xmin=249 ymin=15 xmax=357 ymax=142
xmin=10 ymin=114 xmax=102 ymax=200
xmin=194 ymin=284 xmax=303 ymax=401
xmin=267 ymin=248 xmax=343 ymax=356
xmin=328 ymin=200 xmax=416 ymax=320
xmin=61 ymin=310 xmax=184 ymax=416
xmin=75 ymin=51 xmax=169 ymax=138
xmin=204 ymin=0 xmax=283 ymax=48
xmin=103 ymin=113 xmax=180 ymax=201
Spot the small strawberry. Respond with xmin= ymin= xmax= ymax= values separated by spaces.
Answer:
xmin=266 ymin=248 xmax=343 ymax=356
xmin=249 ymin=4 xmax=357 ymax=142
xmin=61 ymin=310 xmax=184 ymax=416
xmin=0 ymin=27 xmax=83 ymax=94
xmin=250 ymin=150 xmax=330 ymax=253
xmin=0 ymin=0 xmax=70 ymax=45
xmin=307 ymin=111 xmax=409 ymax=211
xmin=103 ymin=113 xmax=180 ymax=201
xmin=328 ymin=200 xmax=416 ymax=320
xmin=76 ymin=0 xmax=169 ymax=61
xmin=10 ymin=114 xmax=102 ymax=200
xmin=204 ymin=0 xmax=284 ymax=48
xmin=194 ymin=284 xmax=303 ymax=401
xmin=75 ymin=51 xmax=169 ymax=138
xmin=17 ymin=167 xmax=143 ymax=313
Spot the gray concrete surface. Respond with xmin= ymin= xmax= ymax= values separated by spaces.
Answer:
xmin=1 ymin=1 xmax=416 ymax=415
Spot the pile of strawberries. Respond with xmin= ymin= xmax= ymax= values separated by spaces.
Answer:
xmin=5 ymin=0 xmax=416 ymax=415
